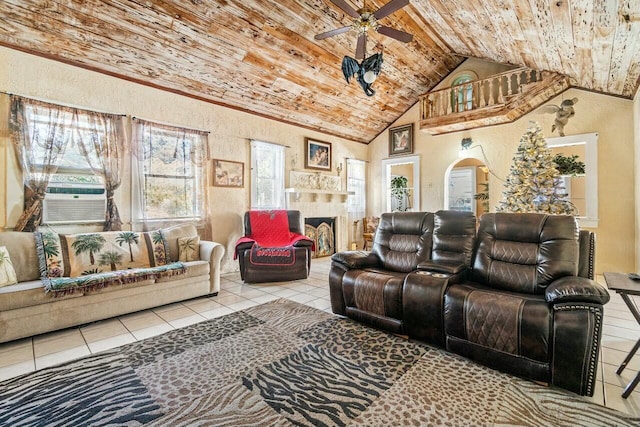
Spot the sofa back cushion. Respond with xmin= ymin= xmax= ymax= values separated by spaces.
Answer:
xmin=471 ymin=213 xmax=579 ymax=294
xmin=162 ymin=223 xmax=199 ymax=262
xmin=0 ymin=232 xmax=40 ymax=282
xmin=432 ymin=210 xmax=476 ymax=265
xmin=373 ymin=212 xmax=433 ymax=273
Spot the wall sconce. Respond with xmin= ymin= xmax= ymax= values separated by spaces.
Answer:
xmin=461 ymin=137 xmax=473 ymax=150
xmin=336 ymin=162 xmax=343 ymax=176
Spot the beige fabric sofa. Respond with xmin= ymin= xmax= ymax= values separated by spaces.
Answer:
xmin=0 ymin=224 xmax=225 ymax=343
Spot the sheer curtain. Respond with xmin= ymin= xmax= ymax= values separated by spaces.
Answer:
xmin=10 ymin=95 xmax=127 ymax=231
xmin=250 ymin=140 xmax=285 ymax=210
xmin=131 ymin=118 xmax=209 ymax=232
xmin=9 ymin=95 xmax=74 ymax=231
xmin=347 ymin=158 xmax=366 ymax=247
xmin=77 ymin=111 xmax=126 ymax=231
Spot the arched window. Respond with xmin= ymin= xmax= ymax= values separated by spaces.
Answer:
xmin=451 ymin=73 xmax=476 ymax=113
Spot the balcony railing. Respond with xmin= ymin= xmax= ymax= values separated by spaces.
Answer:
xmin=420 ymin=68 xmax=547 ymax=120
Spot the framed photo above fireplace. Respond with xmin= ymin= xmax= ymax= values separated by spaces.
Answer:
xmin=305 ymin=138 xmax=332 ymax=171
xmin=389 ymin=124 xmax=414 ymax=156
xmin=213 ymin=159 xmax=244 ymax=188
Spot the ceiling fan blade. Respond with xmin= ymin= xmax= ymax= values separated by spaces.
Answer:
xmin=373 ymin=0 xmax=410 ymax=20
xmin=330 ymin=0 xmax=360 ymax=19
xmin=355 ymin=33 xmax=367 ymax=60
xmin=377 ymin=25 xmax=413 ymax=43
xmin=315 ymin=26 xmax=352 ymax=40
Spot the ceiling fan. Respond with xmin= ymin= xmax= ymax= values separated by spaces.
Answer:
xmin=315 ymin=0 xmax=414 ymax=60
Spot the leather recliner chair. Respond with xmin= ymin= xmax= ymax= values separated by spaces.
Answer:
xmin=443 ymin=213 xmax=609 ymax=396
xmin=235 ymin=210 xmax=313 ymax=283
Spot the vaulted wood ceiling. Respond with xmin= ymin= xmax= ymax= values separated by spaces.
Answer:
xmin=1 ymin=1 xmax=639 ymax=143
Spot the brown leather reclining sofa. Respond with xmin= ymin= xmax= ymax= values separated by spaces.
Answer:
xmin=329 ymin=210 xmax=609 ymax=396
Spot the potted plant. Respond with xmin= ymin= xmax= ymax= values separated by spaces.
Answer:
xmin=390 ymin=175 xmax=410 ymax=212
xmin=553 ymin=154 xmax=585 ymax=176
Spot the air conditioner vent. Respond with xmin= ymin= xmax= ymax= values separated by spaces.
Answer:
xmin=43 ymin=193 xmax=106 ymax=224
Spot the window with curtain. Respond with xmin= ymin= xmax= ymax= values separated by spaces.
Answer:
xmin=131 ymin=119 xmax=208 ymax=228
xmin=250 ymin=140 xmax=285 ymax=209
xmin=9 ymin=95 xmax=125 ymax=231
xmin=347 ymin=158 xmax=366 ymax=245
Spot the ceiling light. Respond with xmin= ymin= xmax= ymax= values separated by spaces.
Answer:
xmin=363 ymin=70 xmax=378 ymax=83
xmin=342 ymin=53 xmax=383 ymax=96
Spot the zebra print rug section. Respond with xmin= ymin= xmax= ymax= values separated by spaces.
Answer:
xmin=0 ymin=298 xmax=638 ymax=427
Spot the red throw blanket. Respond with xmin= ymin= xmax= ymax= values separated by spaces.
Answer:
xmin=234 ymin=210 xmax=313 ymax=260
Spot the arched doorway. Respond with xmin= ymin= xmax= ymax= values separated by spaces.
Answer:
xmin=444 ymin=158 xmax=489 ymax=217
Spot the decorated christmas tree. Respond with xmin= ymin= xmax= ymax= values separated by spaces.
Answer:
xmin=497 ymin=122 xmax=577 ymax=215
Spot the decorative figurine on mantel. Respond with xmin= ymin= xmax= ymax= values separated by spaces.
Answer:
xmin=539 ymin=97 xmax=578 ymax=136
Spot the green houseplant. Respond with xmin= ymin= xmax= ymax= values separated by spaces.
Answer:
xmin=553 ymin=154 xmax=585 ymax=176
xmin=390 ymin=175 xmax=410 ymax=212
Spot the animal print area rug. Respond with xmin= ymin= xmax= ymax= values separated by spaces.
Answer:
xmin=0 ymin=299 xmax=638 ymax=427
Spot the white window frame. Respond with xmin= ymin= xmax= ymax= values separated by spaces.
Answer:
xmin=347 ymin=158 xmax=366 ymax=245
xmin=546 ymin=132 xmax=599 ymax=228
xmin=250 ymin=140 xmax=285 ymax=209
xmin=131 ymin=121 xmax=207 ymax=224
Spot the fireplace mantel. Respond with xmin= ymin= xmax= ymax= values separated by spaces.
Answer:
xmin=285 ymin=187 xmax=353 ymax=202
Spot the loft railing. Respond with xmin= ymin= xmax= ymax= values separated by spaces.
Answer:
xmin=420 ymin=68 xmax=547 ymax=120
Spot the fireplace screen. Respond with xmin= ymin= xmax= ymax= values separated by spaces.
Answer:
xmin=304 ymin=217 xmax=336 ymax=258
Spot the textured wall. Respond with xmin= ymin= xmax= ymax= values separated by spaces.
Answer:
xmin=0 ymin=47 xmax=367 ymax=273
xmin=368 ymin=88 xmax=636 ymax=274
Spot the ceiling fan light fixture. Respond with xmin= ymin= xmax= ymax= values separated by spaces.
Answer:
xmin=363 ymin=69 xmax=378 ymax=83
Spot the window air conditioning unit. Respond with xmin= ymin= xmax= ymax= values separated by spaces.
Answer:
xmin=42 ymin=183 xmax=106 ymax=224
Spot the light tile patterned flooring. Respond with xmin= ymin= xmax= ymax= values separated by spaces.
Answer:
xmin=1 ymin=257 xmax=640 ymax=417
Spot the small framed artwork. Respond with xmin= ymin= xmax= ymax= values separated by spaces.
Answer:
xmin=305 ymin=138 xmax=332 ymax=171
xmin=389 ymin=124 xmax=414 ymax=156
xmin=212 ymin=159 xmax=244 ymax=188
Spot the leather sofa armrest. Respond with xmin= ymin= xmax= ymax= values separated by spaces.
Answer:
xmin=200 ymin=240 xmax=226 ymax=294
xmin=293 ymin=239 xmax=314 ymax=248
xmin=331 ymin=251 xmax=379 ymax=269
xmin=417 ymin=260 xmax=467 ymax=275
xmin=545 ymin=276 xmax=610 ymax=305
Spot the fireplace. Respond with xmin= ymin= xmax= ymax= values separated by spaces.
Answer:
xmin=304 ymin=217 xmax=336 ymax=258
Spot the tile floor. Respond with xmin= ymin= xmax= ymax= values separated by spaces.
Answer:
xmin=1 ymin=257 xmax=640 ymax=417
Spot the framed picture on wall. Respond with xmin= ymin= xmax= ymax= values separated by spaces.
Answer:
xmin=212 ymin=159 xmax=244 ymax=188
xmin=389 ymin=124 xmax=414 ymax=156
xmin=304 ymin=138 xmax=332 ymax=171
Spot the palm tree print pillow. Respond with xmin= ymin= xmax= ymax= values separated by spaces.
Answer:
xmin=36 ymin=230 xmax=169 ymax=278
xmin=178 ymin=236 xmax=200 ymax=262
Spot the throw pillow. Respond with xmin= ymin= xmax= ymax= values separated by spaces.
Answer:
xmin=178 ymin=236 xmax=200 ymax=262
xmin=35 ymin=232 xmax=66 ymax=278
xmin=0 ymin=246 xmax=18 ymax=287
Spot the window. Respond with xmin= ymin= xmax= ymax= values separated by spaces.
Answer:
xmin=28 ymin=107 xmax=100 ymax=173
xmin=250 ymin=140 xmax=285 ymax=209
xmin=451 ymin=73 xmax=476 ymax=113
xmin=132 ymin=119 xmax=208 ymax=225
xmin=347 ymin=159 xmax=366 ymax=244
xmin=10 ymin=97 xmax=125 ymax=229
xmin=546 ymin=132 xmax=598 ymax=227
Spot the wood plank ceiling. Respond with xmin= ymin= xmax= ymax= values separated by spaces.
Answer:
xmin=0 ymin=0 xmax=639 ymax=143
